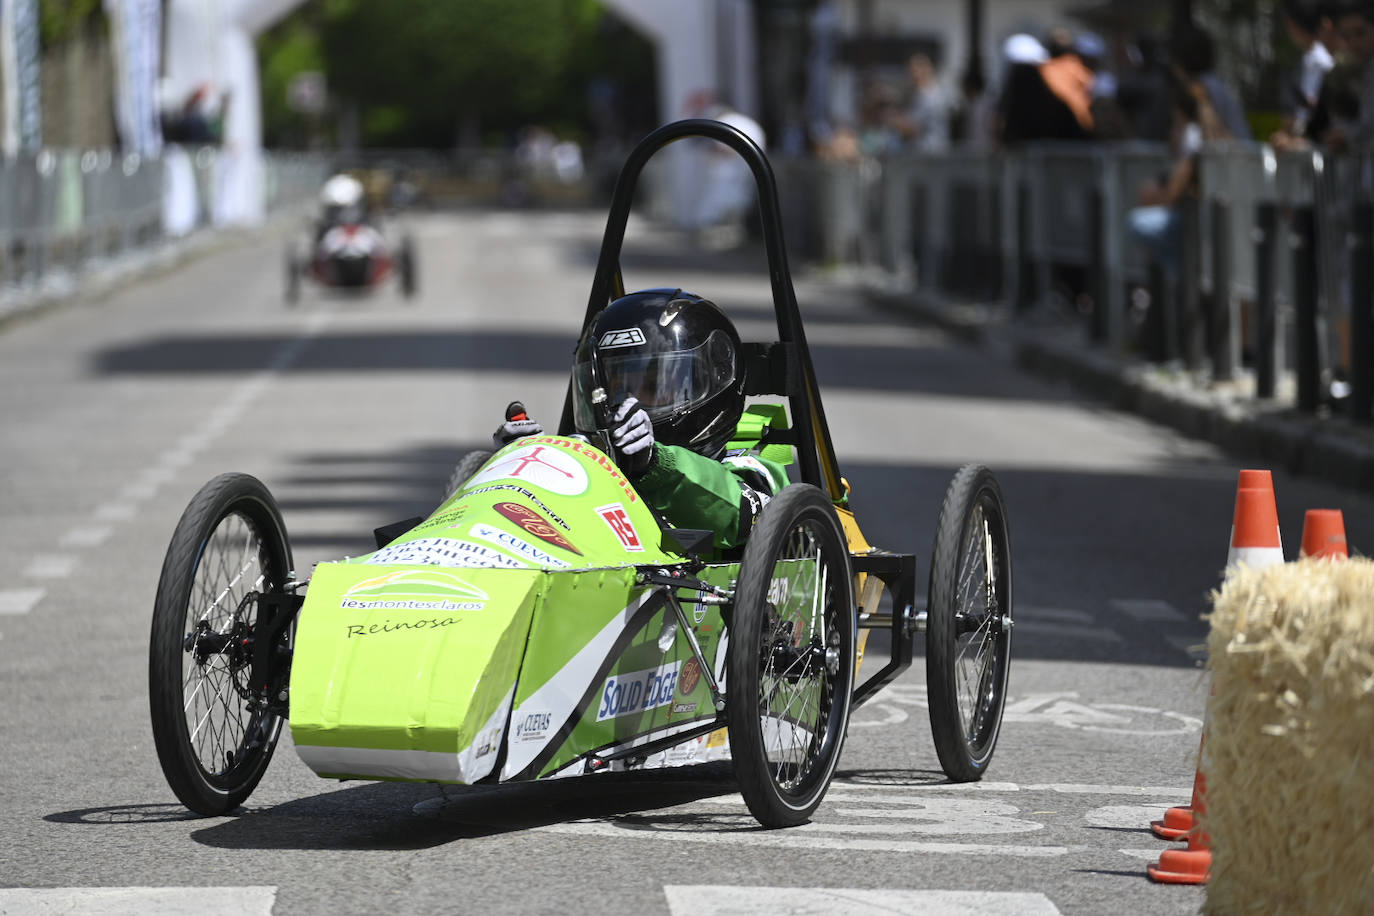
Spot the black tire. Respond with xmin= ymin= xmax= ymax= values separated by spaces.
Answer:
xmin=925 ymin=464 xmax=1013 ymax=782
xmin=285 ymin=245 xmax=300 ymax=306
xmin=444 ymin=449 xmax=493 ymax=501
xmin=149 ymin=473 xmax=294 ymax=815
xmin=727 ymin=484 xmax=855 ymax=827
xmin=399 ymin=236 xmax=416 ymax=299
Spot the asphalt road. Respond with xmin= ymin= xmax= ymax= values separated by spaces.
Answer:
xmin=3 ymin=208 xmax=1371 ymax=916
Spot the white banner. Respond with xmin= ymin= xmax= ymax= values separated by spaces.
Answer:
xmin=1 ymin=0 xmax=42 ymax=156
xmin=105 ymin=0 xmax=163 ymax=156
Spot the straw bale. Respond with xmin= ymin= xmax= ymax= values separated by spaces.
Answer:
xmin=1201 ymin=558 xmax=1374 ymax=915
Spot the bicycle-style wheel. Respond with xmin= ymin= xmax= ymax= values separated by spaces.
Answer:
xmin=925 ymin=463 xmax=1013 ymax=782
xmin=148 ymin=473 xmax=293 ymax=815
xmin=727 ymin=484 xmax=855 ymax=828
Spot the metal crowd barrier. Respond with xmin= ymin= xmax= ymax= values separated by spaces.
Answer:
xmin=781 ymin=143 xmax=1371 ymax=424
xmin=0 ymin=146 xmax=330 ymax=294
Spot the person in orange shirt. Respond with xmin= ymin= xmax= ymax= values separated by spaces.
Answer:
xmin=1038 ymin=29 xmax=1097 ymax=136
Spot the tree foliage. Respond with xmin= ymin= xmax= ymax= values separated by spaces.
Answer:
xmin=38 ymin=0 xmax=105 ymax=50
xmin=273 ymin=0 xmax=618 ymax=146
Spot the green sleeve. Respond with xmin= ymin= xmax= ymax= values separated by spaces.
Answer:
xmin=633 ymin=445 xmax=780 ymax=550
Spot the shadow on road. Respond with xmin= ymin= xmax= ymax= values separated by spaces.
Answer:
xmin=185 ymin=764 xmax=744 ymax=851
xmin=90 ymin=326 xmax=1067 ymax=403
xmin=44 ymin=804 xmax=210 ymax=825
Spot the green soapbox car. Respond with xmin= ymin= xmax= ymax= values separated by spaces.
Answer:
xmin=148 ymin=120 xmax=1014 ymax=828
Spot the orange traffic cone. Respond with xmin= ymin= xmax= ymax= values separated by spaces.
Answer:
xmin=1148 ymin=777 xmax=1212 ymax=884
xmin=1150 ymin=470 xmax=1279 ymax=850
xmin=1226 ymin=477 xmax=1284 ymax=574
xmin=1299 ymin=508 xmax=1348 ymax=559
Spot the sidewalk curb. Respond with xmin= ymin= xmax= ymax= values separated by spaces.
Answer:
xmin=865 ymin=287 xmax=1374 ymax=497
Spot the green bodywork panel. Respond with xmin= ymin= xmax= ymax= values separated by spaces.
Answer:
xmin=288 ymin=437 xmax=749 ymax=784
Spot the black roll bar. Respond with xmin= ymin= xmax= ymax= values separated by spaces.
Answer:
xmin=556 ymin=118 xmax=844 ymax=502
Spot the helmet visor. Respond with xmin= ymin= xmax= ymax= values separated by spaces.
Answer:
xmin=574 ymin=329 xmax=737 ymax=430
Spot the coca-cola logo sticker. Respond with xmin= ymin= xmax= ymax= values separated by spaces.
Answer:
xmin=493 ymin=502 xmax=581 ymax=555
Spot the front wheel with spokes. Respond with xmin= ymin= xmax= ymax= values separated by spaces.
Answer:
xmin=727 ymin=484 xmax=856 ymax=828
xmin=148 ymin=473 xmax=294 ymax=815
xmin=926 ymin=463 xmax=1013 ymax=782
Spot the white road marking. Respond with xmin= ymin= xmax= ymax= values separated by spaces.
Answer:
xmin=0 ymin=588 xmax=46 ymax=615
xmin=1111 ymin=598 xmax=1189 ymax=623
xmin=859 ymin=686 xmax=1203 ymax=735
xmin=1084 ymin=803 xmax=1174 ymax=829
xmin=59 ymin=526 xmax=113 ymax=548
xmin=0 ymin=887 xmax=276 ymax=915
xmin=540 ymin=819 xmax=1071 ymax=856
xmin=1026 ymin=784 xmax=1192 ymax=798
xmin=663 ymin=886 xmax=1062 ymax=915
xmin=1001 ymin=693 xmax=1203 ymax=735
xmin=829 ymin=798 xmax=1044 ymax=835
xmin=830 ymin=781 xmax=1023 ymax=793
xmin=24 ymin=554 xmax=76 ymax=578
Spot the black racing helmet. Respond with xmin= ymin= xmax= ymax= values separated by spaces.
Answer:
xmin=573 ymin=289 xmax=745 ymax=460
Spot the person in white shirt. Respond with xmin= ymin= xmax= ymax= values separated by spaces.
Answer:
xmin=1282 ymin=0 xmax=1337 ymax=137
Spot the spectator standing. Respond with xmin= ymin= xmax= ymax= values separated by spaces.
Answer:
xmin=1128 ymin=24 xmax=1240 ymax=281
xmin=1327 ymin=1 xmax=1374 ymax=152
xmin=953 ymin=68 xmax=997 ymax=150
xmin=1039 ymin=32 xmax=1098 ymax=139
xmin=1279 ymin=1 xmax=1338 ymax=139
xmin=892 ymin=52 xmax=950 ymax=153
xmin=996 ymin=33 xmax=1052 ymax=145
xmin=687 ymin=97 xmax=766 ymax=247
xmin=1117 ymin=35 xmax=1179 ymax=141
xmin=1173 ymin=23 xmax=1252 ymax=140
xmin=996 ymin=32 xmax=1096 ymax=145
xmin=858 ymin=82 xmax=902 ymax=157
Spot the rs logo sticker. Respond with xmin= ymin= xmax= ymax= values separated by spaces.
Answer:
xmin=596 ymin=503 xmax=642 ymax=551
xmin=598 ymin=328 xmax=645 ymax=349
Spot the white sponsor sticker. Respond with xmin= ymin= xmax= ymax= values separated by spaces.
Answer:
xmin=469 ymin=523 xmax=570 ymax=568
xmin=365 ymin=537 xmax=527 ymax=569
xmin=467 ymin=445 xmax=589 ymax=496
xmin=598 ymin=327 xmax=646 ymax=348
xmin=343 ymin=569 xmax=489 ymax=603
xmin=596 ymin=661 xmax=681 ymax=721
xmin=512 ymin=710 xmax=554 ymax=742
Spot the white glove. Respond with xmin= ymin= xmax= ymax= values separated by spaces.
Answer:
xmin=611 ymin=397 xmax=654 ymax=473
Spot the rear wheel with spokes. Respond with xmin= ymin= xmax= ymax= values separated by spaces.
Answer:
xmin=925 ymin=463 xmax=1013 ymax=782
xmin=149 ymin=473 xmax=293 ymax=815
xmin=728 ymin=484 xmax=855 ymax=828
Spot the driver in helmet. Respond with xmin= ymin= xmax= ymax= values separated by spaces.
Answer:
xmin=494 ymin=289 xmax=788 ymax=550
xmin=316 ymin=173 xmax=369 ymax=241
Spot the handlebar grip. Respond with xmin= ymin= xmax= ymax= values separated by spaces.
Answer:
xmin=505 ymin=401 xmax=527 ymax=422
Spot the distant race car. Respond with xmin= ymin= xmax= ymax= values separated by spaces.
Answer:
xmin=150 ymin=120 xmax=1014 ymax=828
xmin=284 ymin=173 xmax=416 ymax=304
